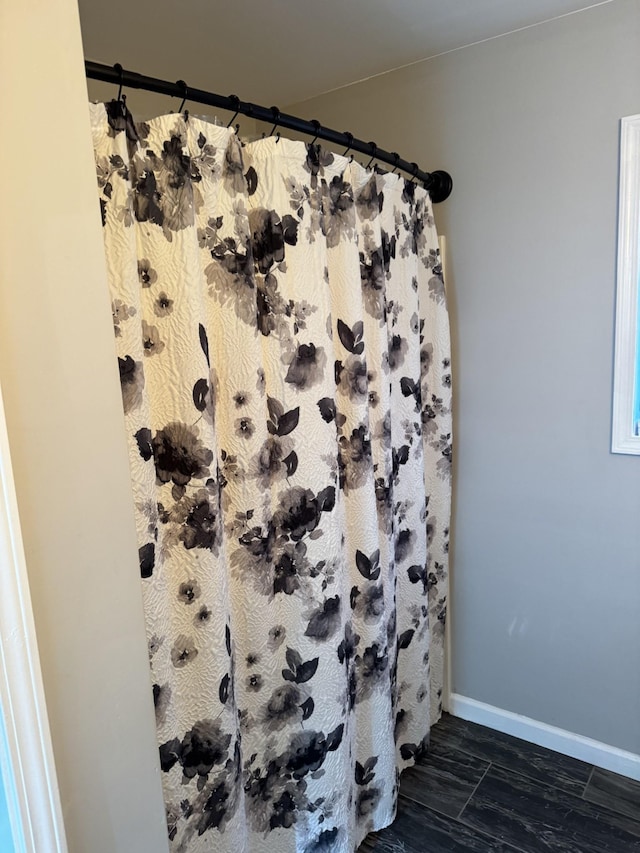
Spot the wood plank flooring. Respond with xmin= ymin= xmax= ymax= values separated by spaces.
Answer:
xmin=359 ymin=714 xmax=640 ymax=852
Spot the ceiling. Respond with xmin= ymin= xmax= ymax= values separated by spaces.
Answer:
xmin=79 ymin=0 xmax=612 ymax=107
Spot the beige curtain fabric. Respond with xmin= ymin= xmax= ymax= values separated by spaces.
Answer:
xmin=90 ymin=101 xmax=452 ymax=853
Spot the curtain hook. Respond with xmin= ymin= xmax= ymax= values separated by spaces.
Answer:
xmin=177 ymin=79 xmax=189 ymax=114
xmin=226 ymin=95 xmax=240 ymax=127
xmin=410 ymin=162 xmax=420 ymax=183
xmin=268 ymin=106 xmax=281 ymax=137
xmin=342 ymin=131 xmax=354 ymax=156
xmin=365 ymin=141 xmax=378 ymax=170
xmin=236 ymin=103 xmax=253 ymax=137
xmin=391 ymin=152 xmax=401 ymax=174
xmin=114 ymin=63 xmax=124 ymax=102
xmin=310 ymin=119 xmax=321 ymax=146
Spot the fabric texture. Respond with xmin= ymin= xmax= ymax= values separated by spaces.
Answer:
xmin=90 ymin=100 xmax=452 ymax=853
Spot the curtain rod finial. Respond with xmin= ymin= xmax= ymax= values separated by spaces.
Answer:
xmin=427 ymin=170 xmax=453 ymax=203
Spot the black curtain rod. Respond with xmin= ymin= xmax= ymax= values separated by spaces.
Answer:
xmin=85 ymin=60 xmax=453 ymax=203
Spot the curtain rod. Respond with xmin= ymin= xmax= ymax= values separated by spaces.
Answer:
xmin=85 ymin=60 xmax=453 ymax=203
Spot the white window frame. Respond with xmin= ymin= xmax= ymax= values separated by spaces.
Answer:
xmin=0 ymin=380 xmax=68 ymax=853
xmin=612 ymin=114 xmax=640 ymax=454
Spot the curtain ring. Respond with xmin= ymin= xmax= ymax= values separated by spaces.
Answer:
xmin=410 ymin=162 xmax=420 ymax=183
xmin=226 ymin=94 xmax=240 ymax=127
xmin=365 ymin=141 xmax=377 ymax=169
xmin=177 ymin=80 xmax=188 ymax=114
xmin=342 ymin=131 xmax=354 ymax=156
xmin=310 ymin=119 xmax=321 ymax=145
xmin=114 ymin=63 xmax=124 ymax=101
xmin=391 ymin=152 xmax=401 ymax=174
xmin=268 ymin=106 xmax=281 ymax=137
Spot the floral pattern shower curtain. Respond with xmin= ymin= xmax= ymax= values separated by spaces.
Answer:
xmin=91 ymin=101 xmax=452 ymax=853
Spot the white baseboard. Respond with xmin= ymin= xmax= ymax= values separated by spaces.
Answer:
xmin=449 ymin=694 xmax=640 ymax=782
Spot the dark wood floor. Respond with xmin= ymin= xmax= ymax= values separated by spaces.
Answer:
xmin=360 ymin=714 xmax=640 ymax=852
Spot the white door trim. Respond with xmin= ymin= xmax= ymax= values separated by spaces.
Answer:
xmin=0 ymin=379 xmax=68 ymax=853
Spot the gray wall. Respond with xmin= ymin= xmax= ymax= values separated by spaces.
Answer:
xmin=291 ymin=0 xmax=640 ymax=753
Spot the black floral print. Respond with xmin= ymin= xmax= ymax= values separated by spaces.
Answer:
xmin=139 ymin=542 xmax=155 ymax=578
xmin=248 ymin=207 xmax=298 ymax=274
xmin=305 ymin=595 xmax=341 ymax=641
xmin=321 ymin=174 xmax=355 ymax=247
xmin=195 ymin=604 xmax=212 ymax=625
xmin=356 ymin=175 xmax=384 ymax=220
xmin=177 ymin=489 xmax=220 ymax=551
xmin=159 ymin=718 xmax=231 ymax=788
xmin=148 ymin=422 xmax=213 ymax=487
xmin=112 ymin=299 xmax=136 ymax=337
xmin=178 ymin=579 xmax=201 ymax=604
xmin=234 ymin=416 xmax=255 ymax=439
xmin=138 ymin=258 xmax=157 ymax=287
xmin=93 ymin=105 xmax=452 ymax=853
xmin=130 ymin=131 xmax=205 ymax=238
xmin=336 ymin=354 xmax=370 ymax=401
xmin=338 ymin=425 xmax=373 ymax=492
xmin=268 ymin=624 xmax=286 ymax=649
xmin=179 ymin=719 xmax=231 ymax=779
xmin=154 ymin=292 xmax=174 ymax=317
xmin=170 ymin=635 xmax=198 ymax=668
xmin=388 ymin=334 xmax=408 ymax=371
xmin=285 ymin=342 xmax=327 ymax=390
xmin=273 ymin=485 xmax=335 ymax=541
xmin=142 ymin=319 xmax=165 ymax=357
xmin=251 ymin=436 xmax=293 ymax=488
xmin=118 ymin=355 xmax=144 ymax=414
xmin=153 ymin=682 xmax=172 ymax=725
xmin=262 ymin=683 xmax=303 ymax=730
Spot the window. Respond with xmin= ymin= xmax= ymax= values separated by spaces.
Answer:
xmin=612 ymin=114 xmax=640 ymax=454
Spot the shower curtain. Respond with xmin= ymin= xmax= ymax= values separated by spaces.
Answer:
xmin=90 ymin=101 xmax=452 ymax=853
